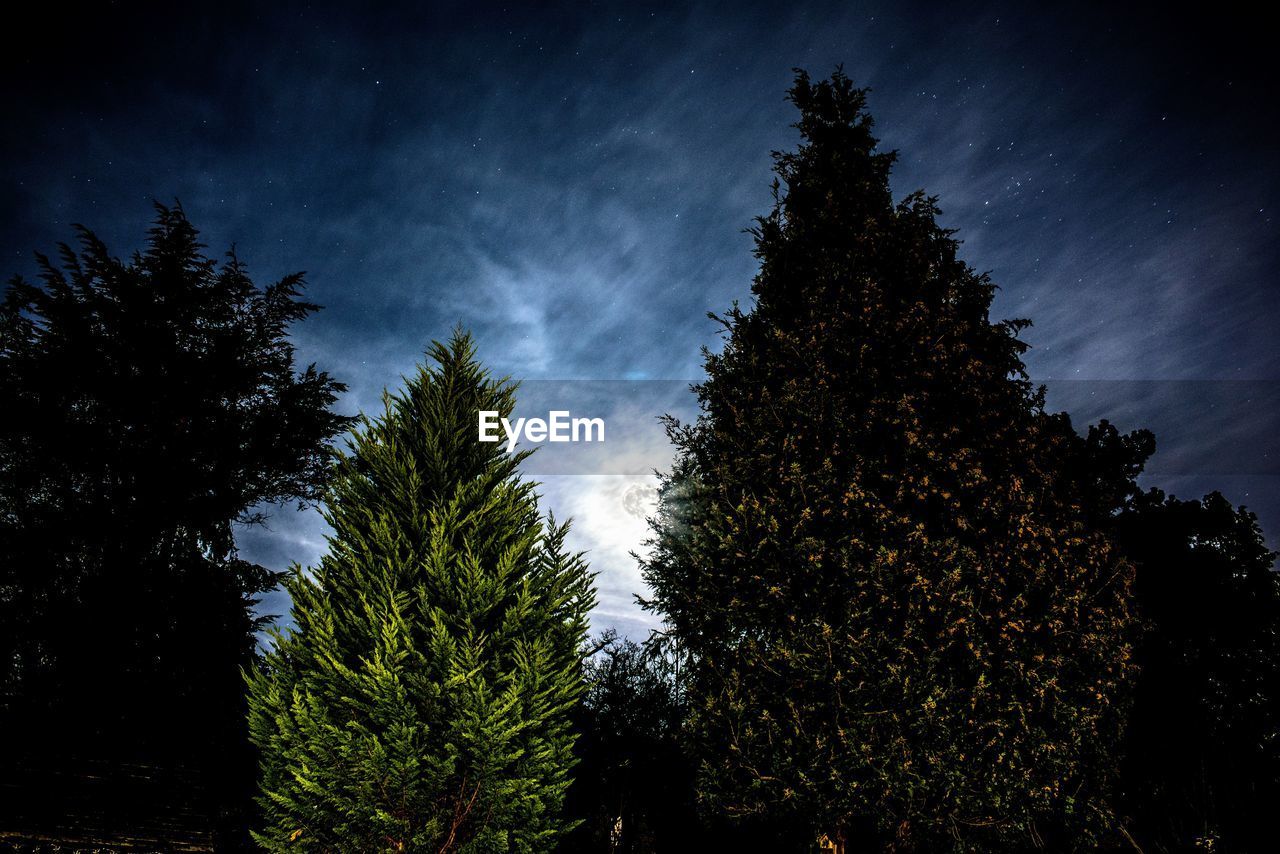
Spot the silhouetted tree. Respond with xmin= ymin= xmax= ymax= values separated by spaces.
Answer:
xmin=0 ymin=204 xmax=350 ymax=845
xmin=247 ymin=332 xmax=595 ymax=851
xmin=641 ymin=69 xmax=1141 ymax=850
xmin=1115 ymin=489 xmax=1280 ymax=851
xmin=1056 ymin=419 xmax=1280 ymax=850
xmin=559 ymin=632 xmax=696 ymax=852
xmin=560 ymin=630 xmax=794 ymax=854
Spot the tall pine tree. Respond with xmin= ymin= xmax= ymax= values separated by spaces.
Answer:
xmin=247 ymin=331 xmax=595 ymax=852
xmin=642 ymin=70 xmax=1139 ymax=850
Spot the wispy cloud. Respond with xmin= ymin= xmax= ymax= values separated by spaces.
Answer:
xmin=5 ymin=1 xmax=1276 ymax=640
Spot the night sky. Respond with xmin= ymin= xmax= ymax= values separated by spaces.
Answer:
xmin=5 ymin=1 xmax=1277 ymax=638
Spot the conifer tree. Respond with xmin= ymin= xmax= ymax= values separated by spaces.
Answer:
xmin=247 ymin=331 xmax=595 ymax=852
xmin=0 ymin=204 xmax=350 ymax=846
xmin=642 ymin=70 xmax=1139 ymax=850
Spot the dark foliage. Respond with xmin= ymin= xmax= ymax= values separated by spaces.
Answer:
xmin=560 ymin=631 xmax=801 ymax=853
xmin=0 ymin=204 xmax=351 ymax=846
xmin=560 ymin=632 xmax=698 ymax=852
xmin=1115 ymin=489 xmax=1280 ymax=851
xmin=641 ymin=69 xmax=1145 ymax=850
xmin=1060 ymin=420 xmax=1280 ymax=850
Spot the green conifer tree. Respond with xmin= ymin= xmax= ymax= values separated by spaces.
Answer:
xmin=247 ymin=331 xmax=595 ymax=852
xmin=642 ymin=70 xmax=1139 ymax=850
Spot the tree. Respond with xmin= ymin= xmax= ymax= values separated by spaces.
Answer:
xmin=247 ymin=331 xmax=595 ymax=852
xmin=561 ymin=630 xmax=796 ymax=854
xmin=0 ymin=204 xmax=350 ymax=844
xmin=641 ymin=69 xmax=1140 ymax=850
xmin=560 ymin=632 xmax=699 ymax=853
xmin=1114 ymin=488 xmax=1280 ymax=850
xmin=1059 ymin=419 xmax=1280 ymax=849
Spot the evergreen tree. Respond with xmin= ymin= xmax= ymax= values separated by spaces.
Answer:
xmin=1115 ymin=489 xmax=1280 ymax=850
xmin=0 ymin=204 xmax=350 ymax=845
xmin=247 ymin=332 xmax=595 ymax=852
xmin=641 ymin=70 xmax=1140 ymax=850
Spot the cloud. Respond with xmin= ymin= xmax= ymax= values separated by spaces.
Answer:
xmin=5 ymin=1 xmax=1276 ymax=641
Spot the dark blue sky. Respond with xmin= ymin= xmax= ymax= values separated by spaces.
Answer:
xmin=5 ymin=1 xmax=1277 ymax=636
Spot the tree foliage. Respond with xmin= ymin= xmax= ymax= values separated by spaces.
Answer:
xmin=641 ymin=70 xmax=1142 ymax=850
xmin=247 ymin=332 xmax=595 ymax=852
xmin=0 ymin=204 xmax=350 ymax=842
xmin=559 ymin=632 xmax=700 ymax=853
xmin=1115 ymin=488 xmax=1280 ymax=850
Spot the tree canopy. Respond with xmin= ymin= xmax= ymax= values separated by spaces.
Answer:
xmin=1115 ymin=488 xmax=1280 ymax=850
xmin=642 ymin=69 xmax=1143 ymax=850
xmin=0 ymin=204 xmax=351 ymax=844
xmin=247 ymin=331 xmax=595 ymax=852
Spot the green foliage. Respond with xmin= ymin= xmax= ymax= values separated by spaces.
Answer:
xmin=1116 ymin=489 xmax=1280 ymax=850
xmin=641 ymin=69 xmax=1141 ymax=850
xmin=247 ymin=331 xmax=595 ymax=852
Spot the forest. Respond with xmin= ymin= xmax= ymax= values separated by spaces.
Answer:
xmin=2 ymin=68 xmax=1278 ymax=853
